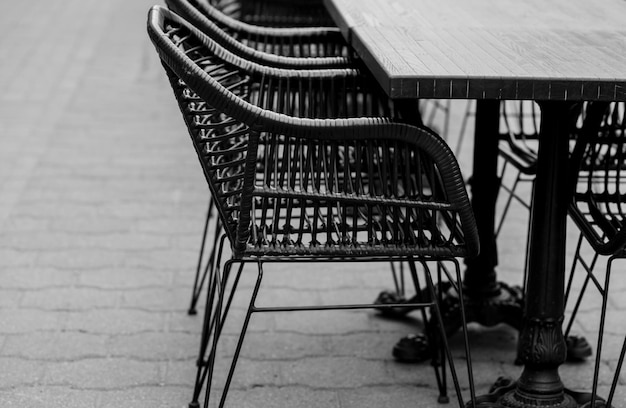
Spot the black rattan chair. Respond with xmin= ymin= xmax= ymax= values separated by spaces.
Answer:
xmin=165 ymin=0 xmax=349 ymax=61
xmin=163 ymin=2 xmax=416 ymax=316
xmin=148 ymin=5 xmax=478 ymax=407
xmin=562 ymin=101 xmax=626 ymax=407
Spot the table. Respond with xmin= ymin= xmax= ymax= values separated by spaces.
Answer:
xmin=322 ymin=0 xmax=626 ymax=406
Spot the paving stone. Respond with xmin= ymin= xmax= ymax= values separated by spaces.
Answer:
xmin=20 ymin=288 xmax=120 ymax=310
xmin=0 ymin=290 xmax=22 ymax=308
xmin=97 ymin=386 xmax=191 ymax=408
xmin=279 ymin=356 xmax=395 ymax=388
xmin=227 ymin=386 xmax=341 ymax=408
xmin=43 ymin=358 xmax=161 ymax=389
xmin=340 ymin=385 xmax=451 ymax=408
xmin=168 ymin=357 xmax=284 ymax=389
xmin=273 ymin=310 xmax=375 ymax=335
xmin=253 ymin=287 xmax=322 ymax=308
xmin=78 ymin=268 xmax=175 ymax=290
xmin=36 ymin=249 xmax=127 ymax=270
xmin=0 ymin=358 xmax=45 ymax=388
xmin=108 ymin=332 xmax=198 ymax=361
xmin=125 ymin=248 xmax=198 ymax=270
xmin=2 ymin=332 xmax=108 ymax=361
xmin=322 ymin=332 xmax=406 ymax=359
xmin=10 ymin=201 xmax=102 ymax=220
xmin=238 ymin=332 xmax=329 ymax=360
xmin=120 ymin=288 xmax=190 ymax=312
xmin=49 ymin=217 xmax=132 ymax=234
xmin=0 ymin=386 xmax=99 ymax=408
xmin=135 ymin=216 xmax=208 ymax=236
xmin=2 ymin=231 xmax=172 ymax=252
xmin=0 ymin=310 xmax=62 ymax=334
xmin=0 ymin=267 xmax=77 ymax=290
xmin=0 ymin=249 xmax=38 ymax=267
xmin=166 ymin=312 xmax=206 ymax=334
xmin=63 ymin=310 xmax=164 ymax=334
xmin=560 ymin=358 xmax=620 ymax=391
xmin=1 ymin=217 xmax=50 ymax=233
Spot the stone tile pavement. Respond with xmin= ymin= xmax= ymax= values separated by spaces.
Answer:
xmin=0 ymin=1 xmax=624 ymax=407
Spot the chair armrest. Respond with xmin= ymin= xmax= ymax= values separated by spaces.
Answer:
xmin=238 ymin=118 xmax=479 ymax=258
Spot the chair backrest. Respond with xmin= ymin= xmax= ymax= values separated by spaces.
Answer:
xmin=232 ymin=0 xmax=334 ymax=27
xmin=499 ymin=101 xmax=541 ymax=163
xmin=569 ymin=101 xmax=626 ymax=254
xmin=148 ymin=5 xmax=479 ymax=258
xmin=152 ymin=7 xmax=389 ymax=118
xmin=164 ymin=0 xmax=349 ymax=65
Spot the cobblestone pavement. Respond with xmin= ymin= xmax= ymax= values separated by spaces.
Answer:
xmin=0 ymin=1 xmax=624 ymax=407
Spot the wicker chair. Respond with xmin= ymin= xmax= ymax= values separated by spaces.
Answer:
xmin=148 ymin=5 xmax=479 ymax=407
xmin=163 ymin=2 xmax=415 ymax=316
xmin=564 ymin=101 xmax=626 ymax=407
xmin=164 ymin=0 xmax=357 ymax=316
xmin=165 ymin=0 xmax=350 ymax=61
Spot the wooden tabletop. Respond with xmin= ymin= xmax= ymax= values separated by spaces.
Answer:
xmin=324 ymin=0 xmax=626 ymax=100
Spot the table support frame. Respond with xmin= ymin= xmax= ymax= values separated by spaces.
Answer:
xmin=473 ymin=101 xmax=604 ymax=408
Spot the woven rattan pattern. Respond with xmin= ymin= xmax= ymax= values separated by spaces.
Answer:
xmin=165 ymin=0 xmax=350 ymax=66
xmin=570 ymin=102 xmax=626 ymax=255
xmin=209 ymin=0 xmax=335 ymax=27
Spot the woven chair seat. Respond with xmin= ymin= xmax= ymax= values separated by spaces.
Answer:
xmin=165 ymin=0 xmax=351 ymax=66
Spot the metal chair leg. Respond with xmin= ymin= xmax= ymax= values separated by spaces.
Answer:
xmin=417 ymin=260 xmax=474 ymax=407
xmin=589 ymin=256 xmax=614 ymax=408
xmin=189 ymin=200 xmax=222 ymax=315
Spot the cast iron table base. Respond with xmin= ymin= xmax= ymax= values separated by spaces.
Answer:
xmin=473 ymin=377 xmax=607 ymax=408
xmin=376 ymin=282 xmax=592 ymax=364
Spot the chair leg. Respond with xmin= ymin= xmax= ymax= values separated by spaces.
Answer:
xmin=606 ymin=336 xmax=626 ymax=407
xmin=494 ymin=160 xmax=519 ymax=238
xmin=407 ymin=260 xmax=474 ymax=406
xmin=190 ymin=258 xmax=261 ymax=408
xmin=414 ymin=259 xmax=473 ymax=407
xmin=215 ymin=260 xmax=263 ymax=408
xmin=189 ymin=245 xmax=245 ymax=408
xmin=189 ymin=197 xmax=220 ymax=315
xmin=563 ymin=233 xmax=595 ymax=337
xmin=561 ymin=233 xmax=598 ymax=362
xmin=189 ymin=234 xmax=227 ymax=408
xmin=389 ymin=261 xmax=406 ymax=298
xmin=190 ymin=258 xmax=474 ymax=407
xmin=589 ymin=256 xmax=614 ymax=408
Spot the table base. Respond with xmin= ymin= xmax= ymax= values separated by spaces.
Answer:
xmin=377 ymin=283 xmax=592 ymax=363
xmin=473 ymin=377 xmax=607 ymax=408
